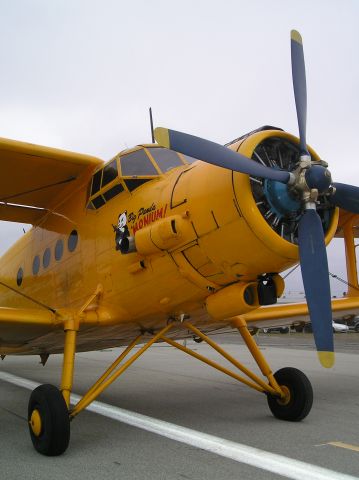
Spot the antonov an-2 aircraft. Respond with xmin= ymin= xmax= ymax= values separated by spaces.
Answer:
xmin=0 ymin=31 xmax=359 ymax=456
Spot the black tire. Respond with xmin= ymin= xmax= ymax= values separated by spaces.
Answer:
xmin=280 ymin=327 xmax=289 ymax=334
xmin=193 ymin=336 xmax=203 ymax=344
xmin=267 ymin=367 xmax=313 ymax=421
xmin=28 ymin=384 xmax=70 ymax=456
xmin=355 ymin=323 xmax=359 ymax=332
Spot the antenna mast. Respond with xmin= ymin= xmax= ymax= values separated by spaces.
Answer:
xmin=149 ymin=107 xmax=155 ymax=143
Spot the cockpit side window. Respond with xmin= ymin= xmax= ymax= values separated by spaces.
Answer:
xmin=103 ymin=183 xmax=124 ymax=201
xmin=88 ymin=157 xmax=125 ymax=210
xmin=102 ymin=159 xmax=118 ymax=188
xmin=91 ymin=169 xmax=102 ymax=196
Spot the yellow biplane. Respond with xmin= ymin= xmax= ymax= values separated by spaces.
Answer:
xmin=1 ymin=31 xmax=359 ymax=456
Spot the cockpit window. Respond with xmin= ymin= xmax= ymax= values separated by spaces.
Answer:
xmin=88 ymin=157 xmax=124 ymax=210
xmin=88 ymin=145 xmax=186 ymax=206
xmin=102 ymin=159 xmax=118 ymax=187
xmin=123 ymin=178 xmax=150 ymax=192
xmin=91 ymin=169 xmax=102 ymax=196
xmin=121 ymin=149 xmax=158 ymax=176
xmin=147 ymin=147 xmax=183 ymax=172
xmin=92 ymin=195 xmax=106 ymax=209
xmin=103 ymin=183 xmax=124 ymax=200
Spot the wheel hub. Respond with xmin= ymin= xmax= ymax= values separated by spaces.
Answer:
xmin=29 ymin=409 xmax=42 ymax=437
xmin=277 ymin=385 xmax=291 ymax=405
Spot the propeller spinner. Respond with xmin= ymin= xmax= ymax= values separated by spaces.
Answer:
xmin=155 ymin=30 xmax=359 ymax=367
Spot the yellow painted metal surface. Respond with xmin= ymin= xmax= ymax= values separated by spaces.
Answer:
xmin=29 ymin=409 xmax=42 ymax=437
xmin=61 ymin=329 xmax=77 ymax=407
xmin=232 ymin=316 xmax=283 ymax=396
xmin=317 ymin=351 xmax=335 ymax=369
xmin=184 ymin=322 xmax=280 ymax=395
xmin=291 ymin=30 xmax=302 ymax=45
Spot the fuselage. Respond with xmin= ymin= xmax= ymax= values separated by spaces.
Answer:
xmin=0 ymin=129 xmax=338 ymax=353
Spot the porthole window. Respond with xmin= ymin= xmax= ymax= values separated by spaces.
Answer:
xmin=17 ymin=267 xmax=23 ymax=286
xmin=43 ymin=248 xmax=51 ymax=268
xmin=68 ymin=230 xmax=78 ymax=252
xmin=55 ymin=239 xmax=64 ymax=261
xmin=32 ymin=256 xmax=40 ymax=275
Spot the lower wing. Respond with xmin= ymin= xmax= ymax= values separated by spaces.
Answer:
xmin=240 ymin=295 xmax=359 ymax=329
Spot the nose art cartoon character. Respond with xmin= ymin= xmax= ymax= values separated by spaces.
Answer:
xmin=113 ymin=211 xmax=129 ymax=251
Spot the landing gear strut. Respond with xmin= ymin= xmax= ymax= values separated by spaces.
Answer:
xmin=27 ymin=315 xmax=313 ymax=456
xmin=28 ymin=313 xmax=79 ymax=456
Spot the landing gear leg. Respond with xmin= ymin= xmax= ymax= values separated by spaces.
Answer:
xmin=28 ymin=319 xmax=78 ymax=455
xmin=232 ymin=316 xmax=313 ymax=421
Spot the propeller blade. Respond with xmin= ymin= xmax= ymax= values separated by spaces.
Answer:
xmin=329 ymin=183 xmax=359 ymax=214
xmin=298 ymin=209 xmax=334 ymax=368
xmin=155 ymin=127 xmax=291 ymax=183
xmin=291 ymin=30 xmax=309 ymax=156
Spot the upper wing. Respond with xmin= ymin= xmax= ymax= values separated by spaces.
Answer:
xmin=0 ymin=137 xmax=103 ymax=224
xmin=241 ymin=296 xmax=359 ymax=328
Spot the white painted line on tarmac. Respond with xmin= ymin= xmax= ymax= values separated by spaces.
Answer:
xmin=0 ymin=371 xmax=357 ymax=480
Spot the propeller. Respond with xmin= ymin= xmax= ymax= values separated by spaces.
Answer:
xmin=154 ymin=30 xmax=359 ymax=368
xmin=290 ymin=30 xmax=334 ymax=367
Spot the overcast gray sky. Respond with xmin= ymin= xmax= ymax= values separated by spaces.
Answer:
xmin=0 ymin=0 xmax=358 ymax=295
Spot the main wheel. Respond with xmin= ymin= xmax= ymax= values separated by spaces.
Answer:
xmin=267 ymin=367 xmax=313 ymax=421
xmin=28 ymin=384 xmax=70 ymax=456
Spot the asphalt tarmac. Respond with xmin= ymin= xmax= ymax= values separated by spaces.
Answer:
xmin=1 ymin=333 xmax=359 ymax=479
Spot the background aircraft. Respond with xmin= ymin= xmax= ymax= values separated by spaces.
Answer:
xmin=0 ymin=31 xmax=359 ymax=456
